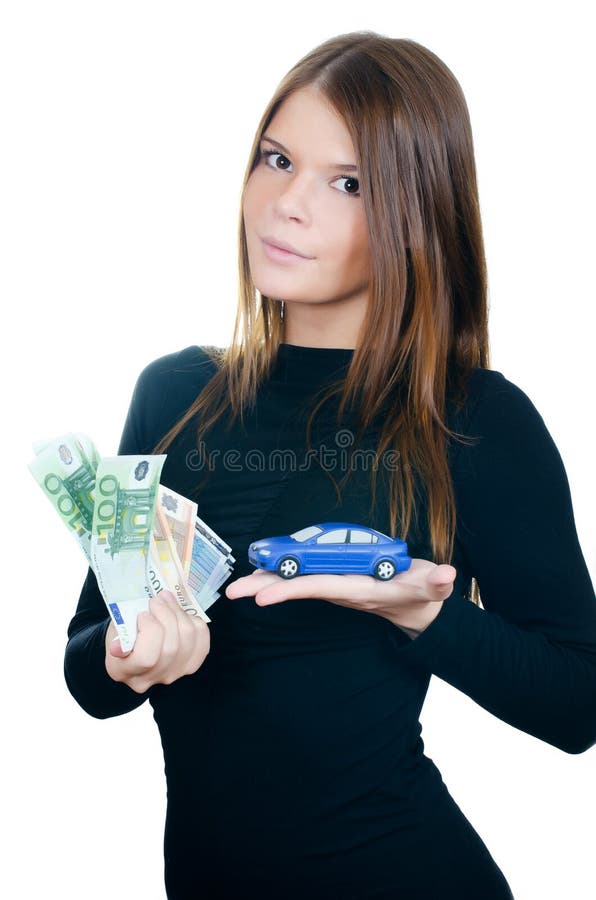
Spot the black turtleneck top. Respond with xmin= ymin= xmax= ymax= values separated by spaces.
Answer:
xmin=65 ymin=344 xmax=596 ymax=900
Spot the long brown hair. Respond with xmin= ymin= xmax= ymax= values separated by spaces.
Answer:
xmin=154 ymin=31 xmax=489 ymax=574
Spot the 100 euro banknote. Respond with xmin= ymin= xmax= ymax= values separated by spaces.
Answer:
xmin=28 ymin=433 xmax=100 ymax=562
xmin=90 ymin=454 xmax=166 ymax=652
xmin=29 ymin=434 xmax=230 ymax=650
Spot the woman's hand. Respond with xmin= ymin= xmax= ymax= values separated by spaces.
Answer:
xmin=105 ymin=591 xmax=210 ymax=693
xmin=225 ymin=559 xmax=456 ymax=634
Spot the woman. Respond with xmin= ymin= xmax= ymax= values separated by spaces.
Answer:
xmin=65 ymin=31 xmax=596 ymax=899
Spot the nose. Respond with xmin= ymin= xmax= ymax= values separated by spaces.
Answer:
xmin=273 ymin=173 xmax=314 ymax=221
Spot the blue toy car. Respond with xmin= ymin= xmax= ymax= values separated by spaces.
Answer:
xmin=248 ymin=522 xmax=411 ymax=580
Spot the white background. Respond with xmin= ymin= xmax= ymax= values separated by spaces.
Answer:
xmin=1 ymin=2 xmax=594 ymax=898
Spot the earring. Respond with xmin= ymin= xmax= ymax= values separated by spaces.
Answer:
xmin=280 ymin=300 xmax=285 ymax=320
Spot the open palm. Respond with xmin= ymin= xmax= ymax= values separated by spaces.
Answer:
xmin=225 ymin=558 xmax=456 ymax=632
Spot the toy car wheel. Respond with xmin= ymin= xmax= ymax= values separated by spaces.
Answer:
xmin=374 ymin=559 xmax=397 ymax=580
xmin=277 ymin=556 xmax=301 ymax=579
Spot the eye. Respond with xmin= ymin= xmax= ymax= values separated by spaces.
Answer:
xmin=261 ymin=149 xmax=292 ymax=171
xmin=332 ymin=176 xmax=360 ymax=196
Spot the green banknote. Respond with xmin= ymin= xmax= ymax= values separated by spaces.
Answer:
xmin=28 ymin=433 xmax=100 ymax=561
xmin=29 ymin=435 xmax=232 ymax=649
xmin=91 ymin=454 xmax=166 ymax=652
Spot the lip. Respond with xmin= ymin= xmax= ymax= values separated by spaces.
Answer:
xmin=261 ymin=236 xmax=313 ymax=260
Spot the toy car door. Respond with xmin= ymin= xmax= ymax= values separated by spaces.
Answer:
xmin=344 ymin=528 xmax=377 ymax=573
xmin=305 ymin=527 xmax=348 ymax=572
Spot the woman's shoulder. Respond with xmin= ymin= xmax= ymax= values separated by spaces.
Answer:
xmin=137 ymin=344 xmax=222 ymax=407
xmin=136 ymin=344 xmax=222 ymax=388
xmin=449 ymin=366 xmax=544 ymax=429
xmin=447 ymin=366 xmax=558 ymax=469
xmin=121 ymin=345 xmax=223 ymax=453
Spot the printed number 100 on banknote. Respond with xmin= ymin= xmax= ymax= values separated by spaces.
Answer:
xmin=91 ymin=455 xmax=166 ymax=652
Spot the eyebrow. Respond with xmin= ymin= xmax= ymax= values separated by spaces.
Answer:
xmin=260 ymin=134 xmax=358 ymax=171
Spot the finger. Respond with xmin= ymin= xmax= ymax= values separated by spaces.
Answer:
xmin=108 ymin=636 xmax=132 ymax=659
xmin=181 ymin=619 xmax=211 ymax=676
xmin=428 ymin=564 xmax=457 ymax=586
xmin=147 ymin=593 xmax=181 ymax=662
xmin=226 ymin=570 xmax=281 ymax=599
xmin=148 ymin=592 xmax=179 ymax=623
xmin=425 ymin=564 xmax=456 ymax=601
xmin=174 ymin=602 xmax=206 ymax=652
xmin=128 ymin=603 xmax=171 ymax=670
xmin=152 ymin=592 xmax=207 ymax=666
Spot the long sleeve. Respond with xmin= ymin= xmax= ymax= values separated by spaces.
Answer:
xmin=397 ymin=370 xmax=596 ymax=754
xmin=63 ymin=350 xmax=189 ymax=718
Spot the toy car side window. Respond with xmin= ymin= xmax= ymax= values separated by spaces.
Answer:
xmin=316 ymin=528 xmax=348 ymax=543
xmin=349 ymin=530 xmax=373 ymax=543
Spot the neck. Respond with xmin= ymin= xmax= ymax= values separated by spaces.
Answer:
xmin=281 ymin=295 xmax=366 ymax=349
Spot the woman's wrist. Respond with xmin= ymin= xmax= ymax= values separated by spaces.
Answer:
xmin=384 ymin=599 xmax=445 ymax=636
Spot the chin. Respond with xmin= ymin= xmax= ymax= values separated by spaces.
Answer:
xmin=259 ymin=290 xmax=318 ymax=306
xmin=252 ymin=275 xmax=309 ymax=302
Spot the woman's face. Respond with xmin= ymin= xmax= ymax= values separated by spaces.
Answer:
xmin=242 ymin=86 xmax=370 ymax=341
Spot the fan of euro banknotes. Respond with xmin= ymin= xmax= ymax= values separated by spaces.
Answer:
xmin=28 ymin=432 xmax=234 ymax=652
